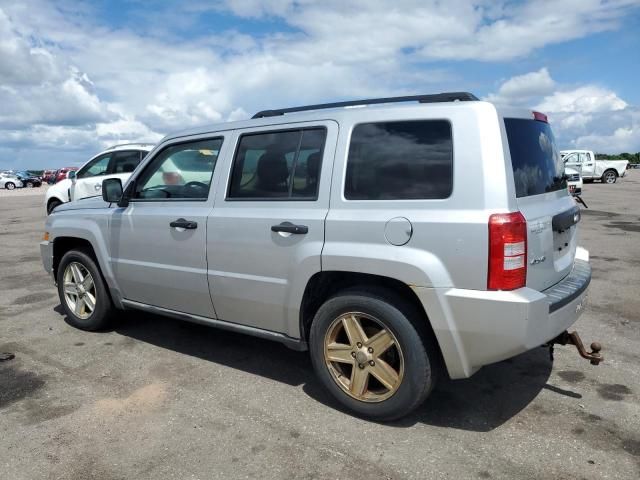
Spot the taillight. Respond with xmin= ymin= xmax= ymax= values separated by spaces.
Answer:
xmin=488 ymin=212 xmax=527 ymax=290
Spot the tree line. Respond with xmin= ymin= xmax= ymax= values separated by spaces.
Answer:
xmin=595 ymin=152 xmax=640 ymax=163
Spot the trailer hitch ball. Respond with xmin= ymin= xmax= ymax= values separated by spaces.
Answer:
xmin=549 ymin=331 xmax=603 ymax=365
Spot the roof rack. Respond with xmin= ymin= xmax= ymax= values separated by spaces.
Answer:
xmin=252 ymin=92 xmax=478 ymax=119
xmin=105 ymin=142 xmax=156 ymax=150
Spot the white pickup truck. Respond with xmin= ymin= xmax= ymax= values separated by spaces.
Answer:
xmin=561 ymin=150 xmax=628 ymax=184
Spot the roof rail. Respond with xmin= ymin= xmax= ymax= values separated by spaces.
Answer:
xmin=252 ymin=92 xmax=478 ymax=119
xmin=105 ymin=142 xmax=156 ymax=150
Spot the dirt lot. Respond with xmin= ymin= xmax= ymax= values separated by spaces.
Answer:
xmin=1 ymin=173 xmax=639 ymax=479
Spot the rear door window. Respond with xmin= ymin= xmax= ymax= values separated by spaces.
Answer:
xmin=504 ymin=118 xmax=566 ymax=197
xmin=345 ymin=120 xmax=453 ymax=200
xmin=109 ymin=150 xmax=143 ymax=174
xmin=227 ymin=128 xmax=326 ymax=200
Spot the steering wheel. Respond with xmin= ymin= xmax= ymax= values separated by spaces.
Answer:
xmin=184 ymin=181 xmax=209 ymax=192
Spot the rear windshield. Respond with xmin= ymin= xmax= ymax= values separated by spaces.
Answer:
xmin=504 ymin=118 xmax=566 ymax=198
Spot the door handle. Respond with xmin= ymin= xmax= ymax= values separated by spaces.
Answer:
xmin=271 ymin=222 xmax=308 ymax=234
xmin=170 ymin=218 xmax=198 ymax=229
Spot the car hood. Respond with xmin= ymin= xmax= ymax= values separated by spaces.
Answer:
xmin=54 ymin=195 xmax=109 ymax=212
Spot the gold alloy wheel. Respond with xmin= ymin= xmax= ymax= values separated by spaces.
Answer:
xmin=62 ymin=262 xmax=97 ymax=320
xmin=323 ymin=312 xmax=405 ymax=402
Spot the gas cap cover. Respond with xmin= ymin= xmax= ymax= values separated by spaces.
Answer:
xmin=384 ymin=217 xmax=413 ymax=246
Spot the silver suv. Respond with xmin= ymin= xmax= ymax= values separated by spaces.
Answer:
xmin=41 ymin=93 xmax=595 ymax=420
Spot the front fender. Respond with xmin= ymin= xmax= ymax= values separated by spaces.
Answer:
xmin=50 ymin=211 xmax=124 ymax=308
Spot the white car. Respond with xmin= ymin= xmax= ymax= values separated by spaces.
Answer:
xmin=45 ymin=143 xmax=154 ymax=214
xmin=0 ymin=173 xmax=24 ymax=190
xmin=561 ymin=149 xmax=628 ymax=184
xmin=565 ymin=166 xmax=582 ymax=195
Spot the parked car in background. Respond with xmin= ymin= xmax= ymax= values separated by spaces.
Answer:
xmin=54 ymin=167 xmax=79 ymax=184
xmin=565 ymin=166 xmax=582 ymax=195
xmin=45 ymin=143 xmax=153 ymax=214
xmin=0 ymin=173 xmax=24 ymax=190
xmin=561 ymin=150 xmax=628 ymax=184
xmin=41 ymin=93 xmax=596 ymax=420
xmin=42 ymin=170 xmax=57 ymax=184
xmin=15 ymin=171 xmax=42 ymax=188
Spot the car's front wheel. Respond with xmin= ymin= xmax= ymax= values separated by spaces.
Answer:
xmin=26 ymin=181 xmax=34 ymax=188
xmin=310 ymin=291 xmax=439 ymax=421
xmin=57 ymin=249 xmax=115 ymax=331
xmin=47 ymin=199 xmax=62 ymax=215
xmin=5 ymin=182 xmax=15 ymax=190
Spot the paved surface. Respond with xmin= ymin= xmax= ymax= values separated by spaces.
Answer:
xmin=0 ymin=184 xmax=49 ymax=198
xmin=1 ymin=173 xmax=639 ymax=479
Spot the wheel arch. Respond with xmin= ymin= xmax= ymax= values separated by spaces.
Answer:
xmin=299 ymin=271 xmax=446 ymax=371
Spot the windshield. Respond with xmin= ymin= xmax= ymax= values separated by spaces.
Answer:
xmin=504 ymin=118 xmax=566 ymax=198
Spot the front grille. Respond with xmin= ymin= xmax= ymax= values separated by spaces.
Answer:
xmin=568 ymin=174 xmax=580 ymax=181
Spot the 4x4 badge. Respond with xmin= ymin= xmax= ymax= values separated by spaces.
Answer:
xmin=530 ymin=256 xmax=546 ymax=265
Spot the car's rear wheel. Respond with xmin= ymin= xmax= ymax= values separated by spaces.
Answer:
xmin=5 ymin=182 xmax=15 ymax=190
xmin=602 ymin=170 xmax=617 ymax=184
xmin=309 ymin=291 xmax=438 ymax=421
xmin=47 ymin=199 xmax=62 ymax=215
xmin=57 ymin=249 xmax=115 ymax=331
xmin=26 ymin=181 xmax=34 ymax=188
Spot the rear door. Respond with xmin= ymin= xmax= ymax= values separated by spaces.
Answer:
xmin=207 ymin=122 xmax=337 ymax=337
xmin=504 ymin=117 xmax=578 ymax=291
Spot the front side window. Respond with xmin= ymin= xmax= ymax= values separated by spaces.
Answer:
xmin=345 ymin=120 xmax=453 ymax=200
xmin=134 ymin=138 xmax=223 ymax=200
xmin=228 ymin=128 xmax=326 ymax=199
xmin=77 ymin=153 xmax=111 ymax=179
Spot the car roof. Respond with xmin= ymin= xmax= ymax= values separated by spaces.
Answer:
xmin=104 ymin=143 xmax=155 ymax=152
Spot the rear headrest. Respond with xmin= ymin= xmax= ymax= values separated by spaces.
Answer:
xmin=257 ymin=150 xmax=289 ymax=189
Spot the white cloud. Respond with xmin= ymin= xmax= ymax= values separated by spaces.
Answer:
xmin=485 ymin=68 xmax=639 ymax=152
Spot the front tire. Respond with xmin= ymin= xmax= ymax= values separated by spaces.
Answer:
xmin=26 ymin=181 xmax=34 ymax=188
xmin=5 ymin=182 xmax=15 ymax=190
xmin=309 ymin=291 xmax=438 ymax=421
xmin=56 ymin=249 xmax=114 ymax=331
xmin=47 ymin=199 xmax=62 ymax=215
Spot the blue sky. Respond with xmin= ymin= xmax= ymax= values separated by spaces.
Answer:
xmin=1 ymin=0 xmax=639 ymax=170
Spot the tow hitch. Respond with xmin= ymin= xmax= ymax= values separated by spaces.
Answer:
xmin=547 ymin=331 xmax=603 ymax=365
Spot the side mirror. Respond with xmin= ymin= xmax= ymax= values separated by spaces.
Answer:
xmin=102 ymin=178 xmax=124 ymax=204
xmin=67 ymin=170 xmax=77 ymax=180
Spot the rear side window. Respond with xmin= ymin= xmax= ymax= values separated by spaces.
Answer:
xmin=345 ymin=120 xmax=453 ymax=200
xmin=110 ymin=150 xmax=143 ymax=174
xmin=228 ymin=128 xmax=326 ymax=199
xmin=504 ymin=118 xmax=566 ymax=197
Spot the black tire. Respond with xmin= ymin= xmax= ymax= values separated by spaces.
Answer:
xmin=5 ymin=182 xmax=15 ymax=190
xmin=602 ymin=170 xmax=617 ymax=184
xmin=26 ymin=181 xmax=34 ymax=188
xmin=56 ymin=248 xmax=115 ymax=331
xmin=47 ymin=199 xmax=62 ymax=215
xmin=309 ymin=290 xmax=439 ymax=421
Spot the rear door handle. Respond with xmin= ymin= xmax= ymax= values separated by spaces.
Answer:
xmin=170 ymin=218 xmax=198 ymax=229
xmin=271 ymin=222 xmax=308 ymax=234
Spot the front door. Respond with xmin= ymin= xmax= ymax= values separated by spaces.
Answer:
xmin=71 ymin=150 xmax=145 ymax=201
xmin=109 ymin=136 xmax=226 ymax=317
xmin=207 ymin=122 xmax=337 ymax=337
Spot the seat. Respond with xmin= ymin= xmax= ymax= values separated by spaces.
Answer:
xmin=255 ymin=150 xmax=289 ymax=195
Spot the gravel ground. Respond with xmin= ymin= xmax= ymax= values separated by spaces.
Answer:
xmin=0 ymin=184 xmax=50 ymax=198
xmin=0 ymin=172 xmax=638 ymax=479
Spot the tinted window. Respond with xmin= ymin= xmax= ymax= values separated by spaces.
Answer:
xmin=228 ymin=128 xmax=326 ymax=199
xmin=110 ymin=150 xmax=143 ymax=174
xmin=77 ymin=154 xmax=111 ymax=179
xmin=505 ymin=118 xmax=566 ymax=198
xmin=345 ymin=120 xmax=453 ymax=200
xmin=134 ymin=138 xmax=222 ymax=200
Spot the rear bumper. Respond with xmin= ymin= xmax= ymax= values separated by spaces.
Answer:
xmin=414 ymin=247 xmax=591 ymax=379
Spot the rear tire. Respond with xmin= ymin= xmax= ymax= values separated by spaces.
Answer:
xmin=5 ymin=182 xmax=15 ymax=190
xmin=309 ymin=290 xmax=438 ymax=421
xmin=602 ymin=170 xmax=617 ymax=184
xmin=26 ymin=182 xmax=34 ymax=188
xmin=56 ymin=249 xmax=115 ymax=331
